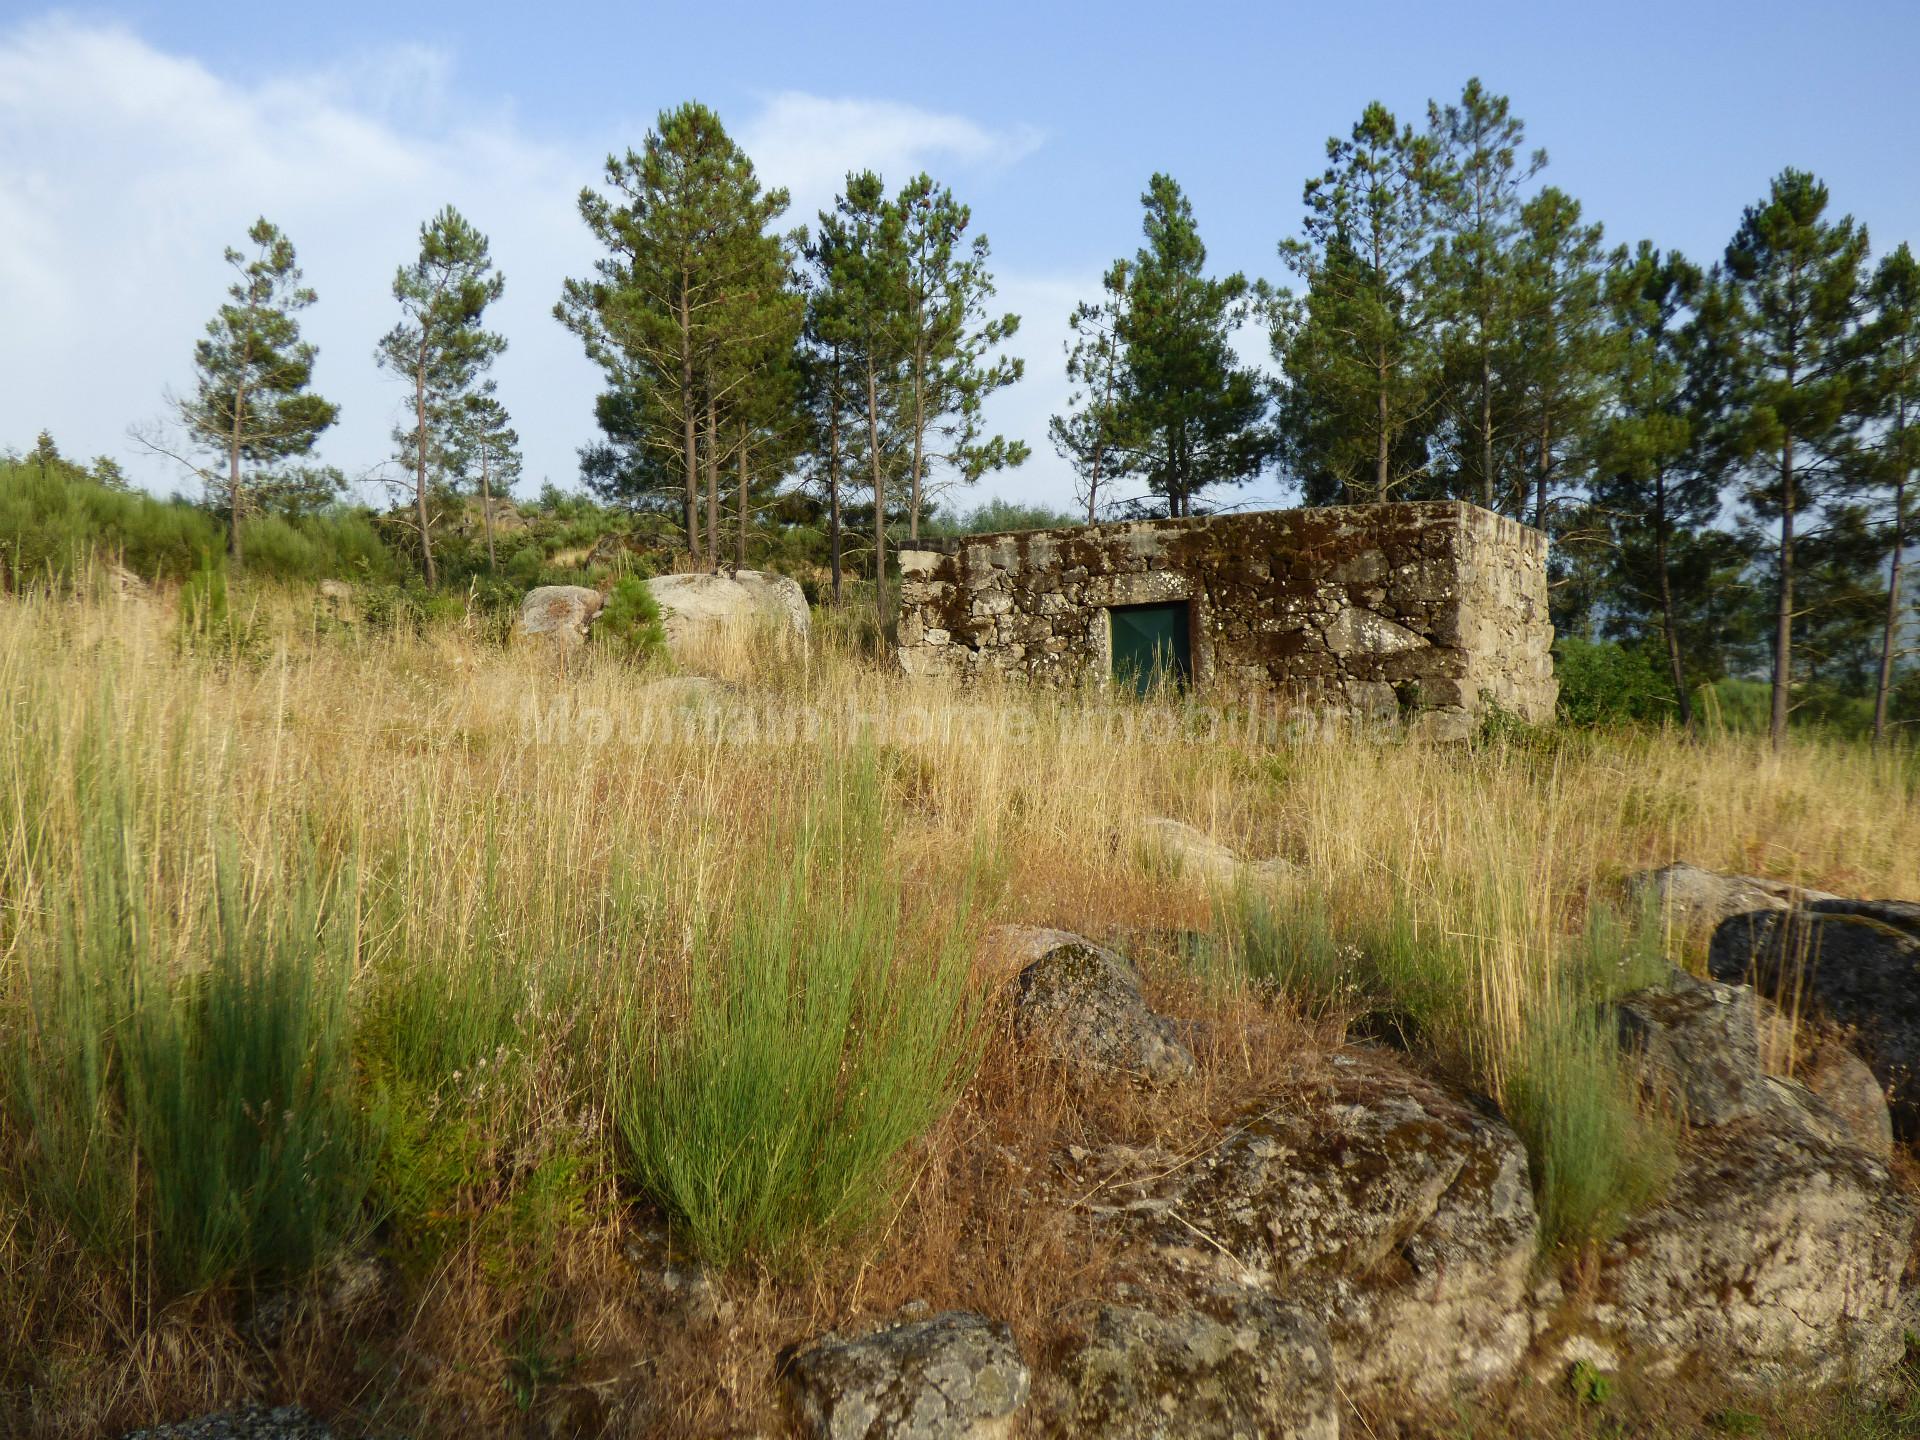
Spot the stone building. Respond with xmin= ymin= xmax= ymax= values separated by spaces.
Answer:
xmin=895 ymin=501 xmax=1556 ymax=736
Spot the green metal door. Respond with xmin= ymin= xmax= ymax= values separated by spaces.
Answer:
xmin=1109 ymin=602 xmax=1191 ymax=694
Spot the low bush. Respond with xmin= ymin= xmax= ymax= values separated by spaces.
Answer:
xmin=593 ymin=577 xmax=666 ymax=663
xmin=1555 ymin=637 xmax=1681 ymax=727
xmin=0 ymin=456 xmax=223 ymax=585
xmin=611 ymin=757 xmax=985 ymax=1266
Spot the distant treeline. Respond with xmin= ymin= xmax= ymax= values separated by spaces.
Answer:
xmin=15 ymin=81 xmax=1918 ymax=740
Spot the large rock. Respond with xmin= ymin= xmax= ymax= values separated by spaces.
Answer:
xmin=781 ymin=1311 xmax=1029 ymax=1440
xmin=1073 ymin=1052 xmax=1540 ymax=1399
xmin=1046 ymin=1296 xmax=1337 ymax=1440
xmin=648 ymin=570 xmax=809 ymax=655
xmin=1595 ymin=1119 xmax=1912 ymax=1385
xmin=1710 ymin=900 xmax=1920 ymax=1137
xmin=121 ymin=1408 xmax=334 ymax=1440
xmin=1133 ymin=818 xmax=1296 ymax=890
xmin=1629 ymin=862 xmax=1835 ymax=940
xmin=514 ymin=585 xmax=604 ymax=648
xmin=1000 ymin=927 xmax=1195 ymax=1084
xmin=1613 ymin=969 xmax=1776 ymax=1126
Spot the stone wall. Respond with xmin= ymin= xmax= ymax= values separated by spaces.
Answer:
xmin=895 ymin=501 xmax=1556 ymax=735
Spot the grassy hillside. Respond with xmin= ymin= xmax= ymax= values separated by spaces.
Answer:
xmin=0 ymin=580 xmax=1916 ymax=1436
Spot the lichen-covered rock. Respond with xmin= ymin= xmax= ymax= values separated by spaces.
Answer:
xmin=1046 ymin=1295 xmax=1337 ymax=1440
xmin=1077 ymin=1052 xmax=1540 ymax=1399
xmin=1613 ymin=969 xmax=1776 ymax=1126
xmin=781 ymin=1311 xmax=1029 ymax=1440
xmin=1802 ymin=1042 xmax=1895 ymax=1160
xmin=648 ymin=570 xmax=809 ymax=656
xmin=515 ymin=584 xmax=603 ymax=648
xmin=1000 ymin=927 xmax=1194 ymax=1084
xmin=121 ymin=1407 xmax=334 ymax=1440
xmin=1628 ymin=863 xmax=1834 ymax=939
xmin=1133 ymin=817 xmax=1296 ymax=889
xmin=1595 ymin=1118 xmax=1913 ymax=1385
xmin=1710 ymin=900 xmax=1920 ymax=1137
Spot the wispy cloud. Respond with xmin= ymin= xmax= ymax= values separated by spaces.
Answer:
xmin=0 ymin=17 xmax=1087 ymax=509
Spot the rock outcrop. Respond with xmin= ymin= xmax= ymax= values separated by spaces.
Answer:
xmin=1066 ymin=1052 xmax=1541 ymax=1400
xmin=1046 ymin=1295 xmax=1338 ymax=1440
xmin=1000 ymin=927 xmax=1195 ymax=1084
xmin=1710 ymin=899 xmax=1920 ymax=1136
xmin=1132 ymin=817 xmax=1296 ymax=889
xmin=1597 ymin=967 xmax=1911 ymax=1383
xmin=1629 ymin=862 xmax=1835 ymax=939
xmin=1614 ymin=969 xmax=1777 ymax=1126
xmin=781 ymin=1311 xmax=1029 ymax=1440
xmin=514 ymin=584 xmax=604 ymax=648
xmin=648 ymin=570 xmax=809 ymax=656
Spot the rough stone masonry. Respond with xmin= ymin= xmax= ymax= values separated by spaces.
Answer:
xmin=894 ymin=501 xmax=1557 ymax=738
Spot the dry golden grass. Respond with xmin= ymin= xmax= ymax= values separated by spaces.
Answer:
xmin=1 ymin=582 xmax=1916 ymax=1437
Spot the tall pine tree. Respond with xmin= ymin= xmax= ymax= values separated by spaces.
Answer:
xmin=1275 ymin=104 xmax=1442 ymax=502
xmin=1049 ymin=260 xmax=1132 ymax=523
xmin=1724 ymin=169 xmax=1869 ymax=747
xmin=178 ymin=218 xmax=338 ymax=563
xmin=1118 ymin=174 xmax=1267 ymax=516
xmin=1858 ymin=243 xmax=1920 ymax=739
xmin=376 ymin=205 xmax=506 ymax=586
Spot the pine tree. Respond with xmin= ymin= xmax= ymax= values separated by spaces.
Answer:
xmin=376 ymin=205 xmax=506 ymax=586
xmin=893 ymin=175 xmax=1027 ymax=539
xmin=451 ymin=386 xmax=522 ymax=571
xmin=1119 ymin=174 xmax=1267 ymax=516
xmin=1590 ymin=244 xmax=1716 ymax=722
xmin=178 ymin=218 xmax=338 ymax=563
xmin=1724 ymin=169 xmax=1869 ymax=747
xmin=1275 ymin=104 xmax=1441 ymax=502
xmin=1049 ymin=260 xmax=1131 ymax=524
xmin=1427 ymin=79 xmax=1543 ymax=510
xmin=813 ymin=172 xmax=910 ymax=622
xmin=557 ymin=103 xmax=795 ymax=562
xmin=1509 ymin=187 xmax=1612 ymax=529
xmin=1858 ymin=244 xmax=1920 ymax=740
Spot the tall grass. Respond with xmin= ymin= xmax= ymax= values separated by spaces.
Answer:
xmin=9 ymin=811 xmax=372 ymax=1296
xmin=612 ymin=755 xmax=986 ymax=1266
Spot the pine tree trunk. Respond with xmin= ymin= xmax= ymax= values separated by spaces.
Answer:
xmin=415 ymin=354 xmax=436 ymax=587
xmin=828 ymin=367 xmax=844 ymax=605
xmin=910 ymin=345 xmax=925 ymax=543
xmin=1376 ymin=357 xmax=1390 ymax=501
xmin=681 ymin=282 xmax=699 ymax=559
xmin=705 ymin=395 xmax=719 ymax=572
xmin=1653 ymin=473 xmax=1693 ymax=729
xmin=1480 ymin=349 xmax=1494 ymax=511
xmin=1535 ymin=414 xmax=1551 ymax=531
xmin=868 ymin=363 xmax=887 ymax=625
xmin=481 ymin=446 xmax=496 ymax=571
xmin=736 ymin=439 xmax=748 ymax=571
xmin=227 ymin=390 xmax=246 ymax=565
xmin=1874 ymin=395 xmax=1908 ymax=742
xmin=1771 ymin=435 xmax=1796 ymax=750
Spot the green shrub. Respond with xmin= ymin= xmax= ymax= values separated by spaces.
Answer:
xmin=9 ymin=818 xmax=375 ymax=1295
xmin=594 ymin=577 xmax=665 ymax=663
xmin=0 ymin=456 xmax=223 ymax=585
xmin=239 ymin=509 xmax=397 ymax=583
xmin=1555 ymin=637 xmax=1680 ymax=727
xmin=611 ymin=757 xmax=983 ymax=1266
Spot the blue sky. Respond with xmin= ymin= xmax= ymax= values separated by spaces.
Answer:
xmin=4 ymin=1 xmax=1917 ymax=514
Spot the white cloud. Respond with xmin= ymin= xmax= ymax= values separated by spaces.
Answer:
xmin=0 ymin=17 xmax=1083 ymax=511
xmin=742 ymin=92 xmax=1042 ymax=227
